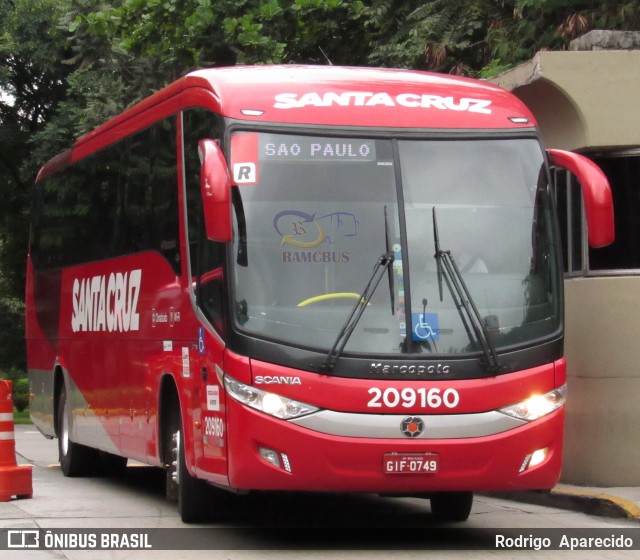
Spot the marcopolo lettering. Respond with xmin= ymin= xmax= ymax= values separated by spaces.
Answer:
xmin=273 ymin=91 xmax=492 ymax=114
xmin=369 ymin=362 xmax=451 ymax=376
xmin=71 ymin=269 xmax=142 ymax=333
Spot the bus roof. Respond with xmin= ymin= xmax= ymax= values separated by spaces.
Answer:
xmin=36 ymin=66 xmax=538 ymax=180
xmin=37 ymin=65 xmax=536 ymax=180
xmin=82 ymin=65 xmax=536 ymax=139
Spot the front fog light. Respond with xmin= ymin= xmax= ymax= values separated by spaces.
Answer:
xmin=499 ymin=384 xmax=567 ymax=422
xmin=529 ymin=448 xmax=548 ymax=467
xmin=224 ymin=374 xmax=319 ymax=419
xmin=258 ymin=447 xmax=293 ymax=473
xmin=519 ymin=448 xmax=548 ymax=472
xmin=259 ymin=447 xmax=281 ymax=468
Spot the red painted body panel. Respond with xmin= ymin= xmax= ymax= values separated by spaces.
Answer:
xmin=50 ymin=252 xmax=197 ymax=463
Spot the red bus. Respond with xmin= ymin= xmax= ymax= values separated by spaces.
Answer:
xmin=26 ymin=66 xmax=614 ymax=523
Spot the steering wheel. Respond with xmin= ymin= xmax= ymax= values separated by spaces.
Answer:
xmin=297 ymin=292 xmax=363 ymax=307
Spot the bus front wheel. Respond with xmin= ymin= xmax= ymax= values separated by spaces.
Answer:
xmin=169 ymin=416 xmax=210 ymax=523
xmin=430 ymin=491 xmax=473 ymax=522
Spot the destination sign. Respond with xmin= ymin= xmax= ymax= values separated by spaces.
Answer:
xmin=260 ymin=135 xmax=377 ymax=163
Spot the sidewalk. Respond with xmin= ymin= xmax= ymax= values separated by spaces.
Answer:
xmin=488 ymin=485 xmax=640 ymax=523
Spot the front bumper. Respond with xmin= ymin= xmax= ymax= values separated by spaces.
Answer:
xmin=225 ymin=397 xmax=563 ymax=493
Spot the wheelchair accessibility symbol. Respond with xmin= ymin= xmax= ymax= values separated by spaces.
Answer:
xmin=412 ymin=312 xmax=440 ymax=342
xmin=198 ymin=327 xmax=206 ymax=355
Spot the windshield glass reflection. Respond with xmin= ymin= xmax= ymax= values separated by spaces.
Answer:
xmin=229 ymin=132 xmax=560 ymax=357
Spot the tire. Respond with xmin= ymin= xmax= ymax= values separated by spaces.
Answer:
xmin=167 ymin=409 xmax=211 ymax=523
xmin=430 ymin=492 xmax=474 ymax=522
xmin=57 ymin=385 xmax=97 ymax=477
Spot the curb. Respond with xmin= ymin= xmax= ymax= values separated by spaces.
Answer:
xmin=486 ymin=488 xmax=640 ymax=522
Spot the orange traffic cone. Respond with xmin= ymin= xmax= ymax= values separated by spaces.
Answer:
xmin=0 ymin=379 xmax=33 ymax=501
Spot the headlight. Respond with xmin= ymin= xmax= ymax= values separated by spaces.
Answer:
xmin=224 ymin=375 xmax=319 ymax=420
xmin=499 ymin=384 xmax=567 ymax=422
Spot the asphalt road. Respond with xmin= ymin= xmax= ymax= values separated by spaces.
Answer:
xmin=1 ymin=425 xmax=638 ymax=559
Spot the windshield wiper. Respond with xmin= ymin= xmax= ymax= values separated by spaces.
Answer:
xmin=320 ymin=251 xmax=394 ymax=373
xmin=432 ymin=207 xmax=501 ymax=374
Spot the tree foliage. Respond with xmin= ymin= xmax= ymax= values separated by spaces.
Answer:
xmin=0 ymin=0 xmax=74 ymax=369
xmin=2 ymin=0 xmax=640 ymax=370
xmin=365 ymin=0 xmax=640 ymax=76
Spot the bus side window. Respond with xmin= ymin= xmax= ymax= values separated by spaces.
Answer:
xmin=182 ymin=109 xmax=226 ymax=334
xmin=122 ymin=119 xmax=180 ymax=272
xmin=31 ymin=116 xmax=180 ymax=273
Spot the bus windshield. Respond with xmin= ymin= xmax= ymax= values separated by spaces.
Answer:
xmin=230 ymin=132 xmax=560 ymax=359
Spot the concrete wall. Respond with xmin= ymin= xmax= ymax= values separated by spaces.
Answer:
xmin=563 ymin=277 xmax=640 ymax=485
xmin=492 ymin=50 xmax=640 ymax=152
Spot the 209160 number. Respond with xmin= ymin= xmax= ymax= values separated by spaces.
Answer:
xmin=367 ymin=387 xmax=460 ymax=410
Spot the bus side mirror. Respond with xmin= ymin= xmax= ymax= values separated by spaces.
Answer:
xmin=198 ymin=139 xmax=232 ymax=243
xmin=547 ymin=149 xmax=615 ymax=248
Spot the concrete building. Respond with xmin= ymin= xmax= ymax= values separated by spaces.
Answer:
xmin=492 ymin=30 xmax=640 ymax=486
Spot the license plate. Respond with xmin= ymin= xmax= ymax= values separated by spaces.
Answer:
xmin=383 ymin=453 xmax=439 ymax=474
